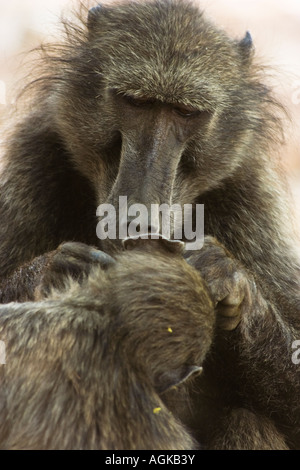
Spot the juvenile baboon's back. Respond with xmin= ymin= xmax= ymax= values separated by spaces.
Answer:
xmin=0 ymin=246 xmax=214 ymax=450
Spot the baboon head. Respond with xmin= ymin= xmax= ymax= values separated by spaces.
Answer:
xmin=107 ymin=240 xmax=215 ymax=394
xmin=49 ymin=0 xmax=276 ymax=250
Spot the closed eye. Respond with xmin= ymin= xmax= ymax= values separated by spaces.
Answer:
xmin=122 ymin=93 xmax=204 ymax=117
xmin=174 ymin=105 xmax=201 ymax=118
xmin=123 ymin=94 xmax=156 ymax=107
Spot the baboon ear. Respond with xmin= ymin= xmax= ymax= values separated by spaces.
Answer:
xmin=87 ymin=4 xmax=105 ymax=31
xmin=238 ymin=31 xmax=254 ymax=62
xmin=155 ymin=365 xmax=203 ymax=394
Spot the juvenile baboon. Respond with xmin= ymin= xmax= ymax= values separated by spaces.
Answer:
xmin=0 ymin=0 xmax=300 ymax=449
xmin=0 ymin=243 xmax=288 ymax=450
xmin=0 ymin=245 xmax=215 ymax=450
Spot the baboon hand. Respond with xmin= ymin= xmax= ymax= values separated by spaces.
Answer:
xmin=185 ymin=236 xmax=254 ymax=331
xmin=36 ymin=242 xmax=115 ymax=298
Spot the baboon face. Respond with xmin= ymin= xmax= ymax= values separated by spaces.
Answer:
xmin=54 ymin=1 xmax=254 ymax=239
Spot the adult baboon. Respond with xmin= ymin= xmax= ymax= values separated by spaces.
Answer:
xmin=0 ymin=0 xmax=299 ymax=449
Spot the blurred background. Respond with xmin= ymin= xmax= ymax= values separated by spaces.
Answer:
xmin=0 ymin=0 xmax=299 ymax=225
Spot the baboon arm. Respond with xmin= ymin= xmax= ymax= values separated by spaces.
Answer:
xmin=0 ymin=240 xmax=113 ymax=303
xmin=0 ymin=119 xmax=99 ymax=304
xmin=208 ymin=408 xmax=289 ymax=450
xmin=222 ymin=296 xmax=300 ymax=447
xmin=0 ymin=254 xmax=50 ymax=303
xmin=187 ymin=236 xmax=300 ymax=447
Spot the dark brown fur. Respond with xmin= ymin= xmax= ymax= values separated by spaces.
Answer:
xmin=0 ymin=244 xmax=288 ymax=450
xmin=0 ymin=0 xmax=299 ymax=449
xmin=0 ymin=246 xmax=214 ymax=450
xmin=209 ymin=409 xmax=288 ymax=450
